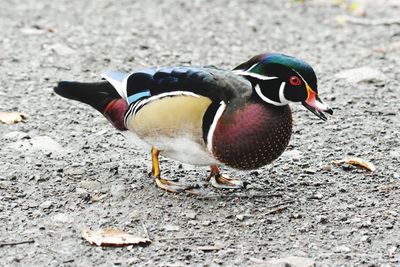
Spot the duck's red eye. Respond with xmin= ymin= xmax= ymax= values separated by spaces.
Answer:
xmin=289 ymin=76 xmax=302 ymax=86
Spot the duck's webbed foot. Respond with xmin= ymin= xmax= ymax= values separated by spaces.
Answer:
xmin=207 ymin=165 xmax=244 ymax=189
xmin=151 ymin=147 xmax=195 ymax=193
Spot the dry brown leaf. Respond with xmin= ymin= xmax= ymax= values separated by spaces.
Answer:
xmin=343 ymin=157 xmax=376 ymax=172
xmin=81 ymin=227 xmax=151 ymax=247
xmin=0 ymin=112 xmax=28 ymax=124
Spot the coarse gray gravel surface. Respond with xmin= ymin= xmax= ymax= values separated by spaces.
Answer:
xmin=1 ymin=0 xmax=400 ymax=266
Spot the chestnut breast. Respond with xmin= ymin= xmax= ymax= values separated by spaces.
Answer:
xmin=211 ymin=102 xmax=292 ymax=169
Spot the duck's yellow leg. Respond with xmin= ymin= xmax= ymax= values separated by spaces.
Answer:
xmin=151 ymin=146 xmax=194 ymax=193
xmin=207 ymin=165 xmax=244 ymax=189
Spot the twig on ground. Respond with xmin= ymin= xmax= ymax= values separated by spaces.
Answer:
xmin=265 ymin=200 xmax=295 ymax=209
xmin=0 ymin=239 xmax=35 ymax=247
xmin=141 ymin=221 xmax=150 ymax=240
xmin=265 ymin=206 xmax=288 ymax=215
xmin=157 ymin=236 xmax=208 ymax=241
xmin=197 ymin=193 xmax=283 ymax=200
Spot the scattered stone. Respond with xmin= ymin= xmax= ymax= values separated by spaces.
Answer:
xmin=129 ymin=211 xmax=141 ymax=221
xmin=45 ymin=43 xmax=75 ymax=56
xmin=236 ymin=214 xmax=245 ymax=221
xmin=250 ymin=256 xmax=316 ymax=267
xmin=281 ymin=149 xmax=302 ymax=161
xmin=389 ymin=150 xmax=400 ymax=160
xmin=360 ymin=235 xmax=371 ymax=243
xmin=20 ymin=27 xmax=47 ymax=35
xmin=316 ymin=215 xmax=328 ymax=224
xmin=334 ymin=245 xmax=351 ymax=253
xmin=185 ymin=210 xmax=197 ymax=220
xmin=52 ymin=213 xmax=73 ymax=224
xmin=304 ymin=167 xmax=317 ymax=174
xmin=310 ymin=193 xmax=323 ymax=200
xmin=384 ymin=210 xmax=398 ymax=217
xmin=110 ymin=184 xmax=127 ymax=200
xmin=3 ymin=131 xmax=29 ymax=141
xmin=202 ymin=221 xmax=212 ymax=226
xmin=335 ymin=67 xmax=386 ymax=83
xmin=39 ymin=200 xmax=53 ymax=209
xmin=164 ymin=224 xmax=180 ymax=231
xmin=8 ymin=136 xmax=66 ymax=155
xmin=388 ymin=246 xmax=397 ymax=257
xmin=78 ymin=180 xmax=102 ymax=192
xmin=76 ymin=187 xmax=89 ymax=196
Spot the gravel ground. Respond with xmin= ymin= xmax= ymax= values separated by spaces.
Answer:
xmin=1 ymin=0 xmax=400 ymax=266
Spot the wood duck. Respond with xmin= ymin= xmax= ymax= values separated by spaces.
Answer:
xmin=54 ymin=53 xmax=333 ymax=193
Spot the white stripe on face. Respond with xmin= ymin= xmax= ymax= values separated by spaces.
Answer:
xmin=233 ymin=70 xmax=279 ymax=81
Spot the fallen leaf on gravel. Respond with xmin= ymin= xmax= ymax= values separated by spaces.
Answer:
xmin=343 ymin=157 xmax=376 ymax=172
xmin=90 ymin=192 xmax=107 ymax=202
xmin=0 ymin=112 xmax=28 ymax=124
xmin=81 ymin=227 xmax=151 ymax=247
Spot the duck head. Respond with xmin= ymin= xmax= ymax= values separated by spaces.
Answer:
xmin=234 ymin=53 xmax=333 ymax=120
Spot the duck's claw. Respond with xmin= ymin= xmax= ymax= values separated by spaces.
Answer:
xmin=209 ymin=175 xmax=244 ymax=189
xmin=208 ymin=165 xmax=244 ymax=189
xmin=154 ymin=177 xmax=196 ymax=193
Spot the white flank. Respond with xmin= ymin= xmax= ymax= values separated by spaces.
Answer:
xmin=232 ymin=70 xmax=279 ymax=81
xmin=207 ymin=101 xmax=226 ymax=152
xmin=255 ymin=84 xmax=286 ymax=106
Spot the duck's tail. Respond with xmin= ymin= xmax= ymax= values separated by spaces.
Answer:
xmin=54 ymin=81 xmax=128 ymax=130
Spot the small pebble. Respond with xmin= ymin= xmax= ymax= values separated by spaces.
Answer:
xmin=334 ymin=245 xmax=351 ymax=253
xmin=164 ymin=224 xmax=180 ymax=231
xmin=185 ymin=210 xmax=197 ymax=220
xmin=236 ymin=214 xmax=245 ymax=221
xmin=202 ymin=221 xmax=211 ymax=226
xmin=39 ymin=200 xmax=53 ymax=209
